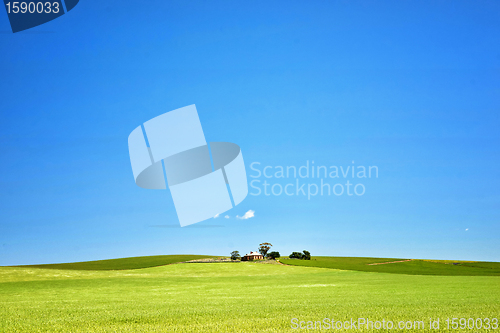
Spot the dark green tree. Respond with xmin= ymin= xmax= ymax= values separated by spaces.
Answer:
xmin=289 ymin=252 xmax=303 ymax=259
xmin=230 ymin=251 xmax=241 ymax=261
xmin=268 ymin=251 xmax=280 ymax=260
xmin=302 ymin=250 xmax=311 ymax=260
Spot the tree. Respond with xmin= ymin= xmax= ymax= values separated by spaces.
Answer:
xmin=289 ymin=252 xmax=303 ymax=259
xmin=289 ymin=251 xmax=311 ymax=260
xmin=302 ymin=250 xmax=311 ymax=260
xmin=268 ymin=251 xmax=280 ymax=260
xmin=258 ymin=242 xmax=273 ymax=258
xmin=230 ymin=251 xmax=241 ymax=261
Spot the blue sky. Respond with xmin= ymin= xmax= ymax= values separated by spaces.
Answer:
xmin=0 ymin=0 xmax=499 ymax=265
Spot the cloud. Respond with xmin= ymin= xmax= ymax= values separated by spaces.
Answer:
xmin=214 ymin=213 xmax=220 ymax=219
xmin=225 ymin=215 xmax=230 ymax=219
xmin=237 ymin=210 xmax=255 ymax=220
xmin=465 ymin=228 xmax=469 ymax=231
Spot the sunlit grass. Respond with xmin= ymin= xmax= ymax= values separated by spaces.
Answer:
xmin=280 ymin=256 xmax=500 ymax=276
xmin=1 ymin=259 xmax=499 ymax=332
xmin=13 ymin=254 xmax=215 ymax=270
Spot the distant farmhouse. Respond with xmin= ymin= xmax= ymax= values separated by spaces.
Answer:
xmin=241 ymin=251 xmax=263 ymax=261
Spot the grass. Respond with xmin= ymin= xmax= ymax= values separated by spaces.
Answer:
xmin=12 ymin=255 xmax=216 ymax=270
xmin=0 ymin=256 xmax=499 ymax=332
xmin=280 ymin=256 xmax=500 ymax=276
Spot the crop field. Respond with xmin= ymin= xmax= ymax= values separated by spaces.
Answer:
xmin=280 ymin=256 xmax=500 ymax=276
xmin=17 ymin=255 xmax=216 ymax=271
xmin=0 ymin=256 xmax=499 ymax=332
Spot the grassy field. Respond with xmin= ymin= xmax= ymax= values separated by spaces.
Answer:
xmin=280 ymin=256 xmax=500 ymax=276
xmin=1 ymin=256 xmax=499 ymax=332
xmin=13 ymin=254 xmax=216 ymax=270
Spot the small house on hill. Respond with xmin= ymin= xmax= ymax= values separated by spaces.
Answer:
xmin=241 ymin=251 xmax=263 ymax=261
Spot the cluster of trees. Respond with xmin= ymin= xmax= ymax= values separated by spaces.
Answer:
xmin=289 ymin=250 xmax=311 ymax=260
xmin=267 ymin=251 xmax=280 ymax=259
xmin=230 ymin=242 xmax=281 ymax=260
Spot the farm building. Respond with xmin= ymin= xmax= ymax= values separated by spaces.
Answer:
xmin=241 ymin=251 xmax=263 ymax=261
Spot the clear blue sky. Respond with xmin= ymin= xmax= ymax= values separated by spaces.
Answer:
xmin=1 ymin=0 xmax=499 ymax=265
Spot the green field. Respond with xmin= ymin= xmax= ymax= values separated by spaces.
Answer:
xmin=14 ymin=255 xmax=216 ymax=271
xmin=1 ymin=256 xmax=499 ymax=332
xmin=280 ymin=256 xmax=500 ymax=276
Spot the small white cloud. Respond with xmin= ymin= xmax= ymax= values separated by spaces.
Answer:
xmin=465 ymin=228 xmax=469 ymax=231
xmin=224 ymin=215 xmax=230 ymax=219
xmin=237 ymin=210 xmax=255 ymax=220
xmin=214 ymin=213 xmax=220 ymax=219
